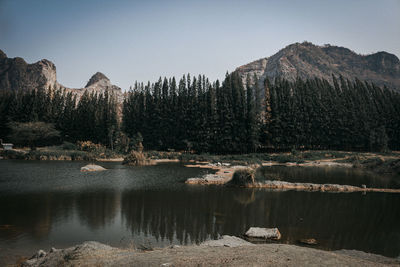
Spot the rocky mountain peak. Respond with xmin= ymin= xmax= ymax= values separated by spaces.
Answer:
xmin=85 ymin=72 xmax=110 ymax=88
xmin=0 ymin=49 xmax=7 ymax=60
xmin=236 ymin=42 xmax=400 ymax=91
xmin=0 ymin=51 xmax=122 ymax=103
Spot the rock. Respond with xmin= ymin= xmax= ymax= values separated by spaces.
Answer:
xmin=299 ymin=238 xmax=318 ymax=245
xmin=235 ymin=42 xmax=400 ymax=92
xmin=200 ymin=235 xmax=254 ymax=247
xmin=80 ymin=164 xmax=106 ymax=172
xmin=30 ymin=250 xmax=46 ymax=259
xmin=245 ymin=227 xmax=281 ymax=240
xmin=185 ymin=174 xmax=227 ymax=185
xmin=0 ymin=50 xmax=123 ymax=103
xmin=22 ymin=241 xmax=114 ymax=267
xmin=50 ymin=247 xmax=57 ymax=253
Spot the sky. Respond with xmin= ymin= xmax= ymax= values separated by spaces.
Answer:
xmin=0 ymin=0 xmax=399 ymax=90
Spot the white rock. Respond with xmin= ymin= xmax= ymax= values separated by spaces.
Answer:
xmin=80 ymin=164 xmax=106 ymax=172
xmin=245 ymin=227 xmax=281 ymax=240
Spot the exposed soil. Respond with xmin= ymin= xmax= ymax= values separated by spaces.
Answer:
xmin=21 ymin=240 xmax=400 ymax=267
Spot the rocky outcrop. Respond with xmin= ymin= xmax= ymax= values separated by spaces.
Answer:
xmin=22 ymin=241 xmax=115 ymax=267
xmin=245 ymin=227 xmax=281 ymax=240
xmin=0 ymin=51 xmax=57 ymax=92
xmin=236 ymin=42 xmax=400 ymax=91
xmin=0 ymin=49 xmax=123 ymax=101
xmin=80 ymin=164 xmax=106 ymax=172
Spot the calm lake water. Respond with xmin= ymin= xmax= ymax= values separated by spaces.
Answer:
xmin=1 ymin=160 xmax=400 ymax=264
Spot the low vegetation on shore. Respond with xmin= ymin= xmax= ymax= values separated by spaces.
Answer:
xmin=1 ymin=144 xmax=399 ymax=175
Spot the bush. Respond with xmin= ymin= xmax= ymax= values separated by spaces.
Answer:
xmin=227 ymin=168 xmax=255 ymax=186
xmin=123 ymin=151 xmax=152 ymax=166
xmin=77 ymin=141 xmax=105 ymax=153
xmin=62 ymin=141 xmax=77 ymax=150
xmin=0 ymin=149 xmax=26 ymax=159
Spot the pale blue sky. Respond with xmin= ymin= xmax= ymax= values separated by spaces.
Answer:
xmin=0 ymin=0 xmax=399 ymax=89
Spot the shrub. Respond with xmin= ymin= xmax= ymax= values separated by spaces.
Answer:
xmin=227 ymin=168 xmax=255 ymax=186
xmin=0 ymin=149 xmax=25 ymax=159
xmin=62 ymin=141 xmax=77 ymax=150
xmin=77 ymin=141 xmax=104 ymax=153
xmin=123 ymin=151 xmax=152 ymax=166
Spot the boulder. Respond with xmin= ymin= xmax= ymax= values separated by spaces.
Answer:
xmin=30 ymin=250 xmax=46 ymax=259
xmin=200 ymin=235 xmax=254 ymax=247
xmin=245 ymin=227 xmax=281 ymax=240
xmin=80 ymin=164 xmax=106 ymax=172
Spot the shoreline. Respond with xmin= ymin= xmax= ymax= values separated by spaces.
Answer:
xmin=21 ymin=238 xmax=400 ymax=266
xmin=184 ymin=161 xmax=400 ymax=193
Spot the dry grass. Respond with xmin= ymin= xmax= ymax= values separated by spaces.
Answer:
xmin=123 ymin=151 xmax=152 ymax=166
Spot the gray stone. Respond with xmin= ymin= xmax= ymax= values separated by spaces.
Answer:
xmin=81 ymin=164 xmax=106 ymax=172
xmin=245 ymin=227 xmax=281 ymax=240
xmin=0 ymin=50 xmax=123 ymax=103
xmin=235 ymin=42 xmax=400 ymax=92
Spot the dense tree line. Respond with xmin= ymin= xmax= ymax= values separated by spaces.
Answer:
xmin=122 ymin=73 xmax=262 ymax=153
xmin=0 ymin=88 xmax=118 ymax=147
xmin=0 ymin=73 xmax=399 ymax=152
xmin=266 ymin=76 xmax=400 ymax=151
xmin=123 ymin=73 xmax=400 ymax=153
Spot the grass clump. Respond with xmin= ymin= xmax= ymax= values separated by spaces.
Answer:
xmin=62 ymin=141 xmax=77 ymax=150
xmin=123 ymin=151 xmax=152 ymax=166
xmin=227 ymin=168 xmax=255 ymax=186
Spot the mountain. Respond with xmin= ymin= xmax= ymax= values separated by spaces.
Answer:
xmin=235 ymin=42 xmax=400 ymax=91
xmin=0 ymin=49 xmax=122 ymax=100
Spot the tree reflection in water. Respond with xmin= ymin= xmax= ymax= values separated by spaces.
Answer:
xmin=1 ymin=162 xmax=400 ymax=260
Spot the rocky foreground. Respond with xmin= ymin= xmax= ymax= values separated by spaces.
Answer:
xmin=23 ymin=236 xmax=399 ymax=266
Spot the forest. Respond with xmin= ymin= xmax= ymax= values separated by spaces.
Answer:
xmin=0 ymin=72 xmax=399 ymax=153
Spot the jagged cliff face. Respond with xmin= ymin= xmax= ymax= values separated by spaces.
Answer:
xmin=0 ymin=49 xmax=123 ymax=101
xmin=236 ymin=42 xmax=400 ymax=91
xmin=0 ymin=50 xmax=58 ymax=92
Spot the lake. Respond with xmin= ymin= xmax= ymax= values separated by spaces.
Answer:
xmin=1 ymin=160 xmax=400 ymax=265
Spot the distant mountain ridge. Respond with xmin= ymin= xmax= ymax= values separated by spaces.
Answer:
xmin=235 ymin=42 xmax=400 ymax=91
xmin=0 ymin=49 xmax=122 ymax=101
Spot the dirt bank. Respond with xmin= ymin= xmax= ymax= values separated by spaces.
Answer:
xmin=248 ymin=180 xmax=400 ymax=193
xmin=184 ymin=162 xmax=400 ymax=193
xmin=22 ymin=239 xmax=399 ymax=266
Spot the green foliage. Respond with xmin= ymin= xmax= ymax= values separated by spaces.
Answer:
xmin=0 ymin=88 xmax=119 ymax=149
xmin=8 ymin=121 xmax=60 ymax=148
xmin=228 ymin=168 xmax=255 ymax=186
xmin=123 ymin=72 xmax=262 ymax=154
xmin=62 ymin=141 xmax=77 ymax=150
xmin=122 ymin=74 xmax=400 ymax=154
xmin=123 ymin=150 xmax=151 ymax=166
xmin=0 ymin=149 xmax=26 ymax=159
xmin=1 ymin=73 xmax=400 ymax=154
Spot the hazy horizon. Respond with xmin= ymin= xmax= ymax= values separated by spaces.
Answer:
xmin=1 ymin=0 xmax=399 ymax=90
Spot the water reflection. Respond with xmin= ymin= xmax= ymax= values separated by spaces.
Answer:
xmin=257 ymin=165 xmax=400 ymax=188
xmin=0 ymin=161 xmax=400 ymax=265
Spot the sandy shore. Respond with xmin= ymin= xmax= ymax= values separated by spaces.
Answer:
xmin=21 ymin=239 xmax=400 ymax=266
